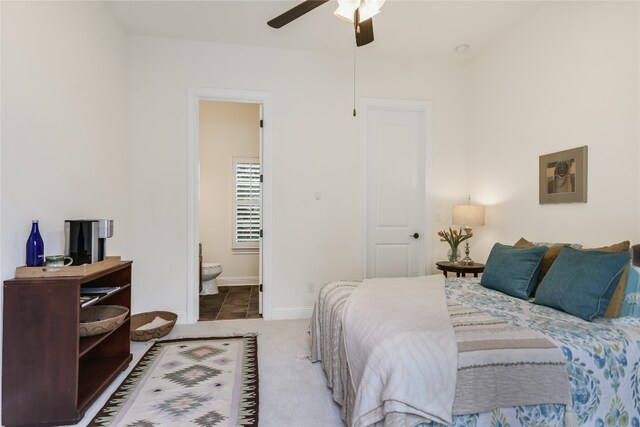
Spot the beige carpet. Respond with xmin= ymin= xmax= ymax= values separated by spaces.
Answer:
xmin=75 ymin=319 xmax=343 ymax=427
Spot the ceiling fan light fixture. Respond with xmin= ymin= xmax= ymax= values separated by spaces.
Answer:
xmin=334 ymin=0 xmax=361 ymax=22
xmin=269 ymin=0 xmax=375 ymax=48
xmin=358 ymin=0 xmax=385 ymax=22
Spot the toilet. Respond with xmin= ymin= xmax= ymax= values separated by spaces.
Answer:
xmin=201 ymin=263 xmax=222 ymax=295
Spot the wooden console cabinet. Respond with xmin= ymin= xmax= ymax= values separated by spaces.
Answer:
xmin=2 ymin=261 xmax=133 ymax=426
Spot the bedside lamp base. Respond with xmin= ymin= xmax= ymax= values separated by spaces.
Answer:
xmin=461 ymin=240 xmax=474 ymax=265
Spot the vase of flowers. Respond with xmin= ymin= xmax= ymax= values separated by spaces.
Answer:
xmin=437 ymin=227 xmax=473 ymax=264
xmin=447 ymin=245 xmax=461 ymax=264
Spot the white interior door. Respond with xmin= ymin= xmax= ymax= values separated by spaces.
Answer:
xmin=364 ymin=101 xmax=430 ymax=278
xmin=258 ymin=104 xmax=263 ymax=314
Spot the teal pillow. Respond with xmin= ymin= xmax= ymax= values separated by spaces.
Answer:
xmin=621 ymin=266 xmax=640 ymax=317
xmin=480 ymin=243 xmax=547 ymax=299
xmin=534 ymin=247 xmax=629 ymax=321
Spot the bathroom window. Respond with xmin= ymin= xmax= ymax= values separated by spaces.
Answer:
xmin=232 ymin=157 xmax=260 ymax=251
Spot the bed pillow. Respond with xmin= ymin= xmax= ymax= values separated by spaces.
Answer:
xmin=480 ymin=243 xmax=547 ymax=300
xmin=581 ymin=241 xmax=630 ymax=318
xmin=534 ymin=247 xmax=629 ymax=321
xmin=621 ymin=266 xmax=640 ymax=317
xmin=513 ymin=238 xmax=567 ymax=293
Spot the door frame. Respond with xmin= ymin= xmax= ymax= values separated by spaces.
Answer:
xmin=360 ymin=98 xmax=433 ymax=278
xmin=186 ymin=87 xmax=272 ymax=323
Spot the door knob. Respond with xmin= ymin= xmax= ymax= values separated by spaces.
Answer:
xmin=411 ymin=233 xmax=420 ymax=239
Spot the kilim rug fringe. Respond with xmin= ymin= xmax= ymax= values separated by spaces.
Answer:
xmin=89 ymin=335 xmax=259 ymax=427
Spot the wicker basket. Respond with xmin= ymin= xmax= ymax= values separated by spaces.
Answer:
xmin=130 ymin=311 xmax=177 ymax=341
xmin=79 ymin=305 xmax=129 ymax=337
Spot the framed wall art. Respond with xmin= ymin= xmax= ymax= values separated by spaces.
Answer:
xmin=539 ymin=145 xmax=588 ymax=204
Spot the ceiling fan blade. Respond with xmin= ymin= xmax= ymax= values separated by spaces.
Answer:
xmin=355 ymin=18 xmax=374 ymax=47
xmin=267 ymin=0 xmax=330 ymax=29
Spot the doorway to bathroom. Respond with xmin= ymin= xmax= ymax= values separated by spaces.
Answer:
xmin=198 ymin=100 xmax=262 ymax=321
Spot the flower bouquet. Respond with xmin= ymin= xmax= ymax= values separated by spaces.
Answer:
xmin=437 ymin=227 xmax=473 ymax=263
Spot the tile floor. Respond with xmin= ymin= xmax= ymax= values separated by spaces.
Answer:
xmin=199 ymin=285 xmax=261 ymax=321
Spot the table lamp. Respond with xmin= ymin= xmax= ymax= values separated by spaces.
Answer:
xmin=452 ymin=197 xmax=485 ymax=265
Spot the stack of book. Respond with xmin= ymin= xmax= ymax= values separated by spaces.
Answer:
xmin=79 ymin=286 xmax=120 ymax=307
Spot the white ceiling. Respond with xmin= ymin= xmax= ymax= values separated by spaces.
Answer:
xmin=104 ymin=0 xmax=541 ymax=60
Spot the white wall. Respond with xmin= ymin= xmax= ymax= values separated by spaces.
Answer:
xmin=199 ymin=100 xmax=259 ymax=280
xmin=126 ymin=36 xmax=467 ymax=319
xmin=4 ymin=1 xmax=635 ymax=324
xmin=0 ymin=2 xmax=466 ymax=324
xmin=1 ymin=2 xmax=129 ymax=277
xmin=0 ymin=1 xmax=129 ymax=402
xmin=466 ymin=1 xmax=640 ymax=258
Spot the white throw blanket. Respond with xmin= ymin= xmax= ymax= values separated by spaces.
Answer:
xmin=342 ymin=275 xmax=458 ymax=427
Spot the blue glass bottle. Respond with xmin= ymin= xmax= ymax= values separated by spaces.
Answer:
xmin=26 ymin=220 xmax=44 ymax=266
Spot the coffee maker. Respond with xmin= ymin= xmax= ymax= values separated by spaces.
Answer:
xmin=64 ymin=219 xmax=113 ymax=265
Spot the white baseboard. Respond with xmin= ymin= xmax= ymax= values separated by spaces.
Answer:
xmin=217 ymin=276 xmax=259 ymax=286
xmin=271 ymin=306 xmax=313 ymax=320
xmin=174 ymin=309 xmax=188 ymax=325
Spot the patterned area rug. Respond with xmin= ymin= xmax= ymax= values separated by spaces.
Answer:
xmin=90 ymin=336 xmax=258 ymax=427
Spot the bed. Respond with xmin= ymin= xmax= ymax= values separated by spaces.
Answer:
xmin=310 ymin=276 xmax=640 ymax=427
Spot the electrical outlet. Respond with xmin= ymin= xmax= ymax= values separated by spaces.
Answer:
xmin=307 ymin=282 xmax=314 ymax=293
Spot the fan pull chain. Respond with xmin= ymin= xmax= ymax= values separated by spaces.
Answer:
xmin=353 ymin=44 xmax=357 ymax=117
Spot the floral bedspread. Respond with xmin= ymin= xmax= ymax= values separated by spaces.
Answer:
xmin=430 ymin=278 xmax=640 ymax=427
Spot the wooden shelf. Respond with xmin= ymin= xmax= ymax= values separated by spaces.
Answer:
xmin=2 ymin=261 xmax=133 ymax=426
xmin=79 ymin=284 xmax=131 ymax=357
xmin=78 ymin=353 xmax=133 ymax=412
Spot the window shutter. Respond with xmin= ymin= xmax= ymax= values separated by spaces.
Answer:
xmin=234 ymin=160 xmax=261 ymax=245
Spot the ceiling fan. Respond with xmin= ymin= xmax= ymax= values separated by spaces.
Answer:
xmin=267 ymin=0 xmax=385 ymax=47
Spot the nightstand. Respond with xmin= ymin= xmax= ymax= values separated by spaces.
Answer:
xmin=436 ymin=261 xmax=485 ymax=278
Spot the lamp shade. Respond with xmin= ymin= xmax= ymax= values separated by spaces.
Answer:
xmin=334 ymin=0 xmax=361 ymax=22
xmin=452 ymin=204 xmax=485 ymax=227
xmin=359 ymin=0 xmax=385 ymax=21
